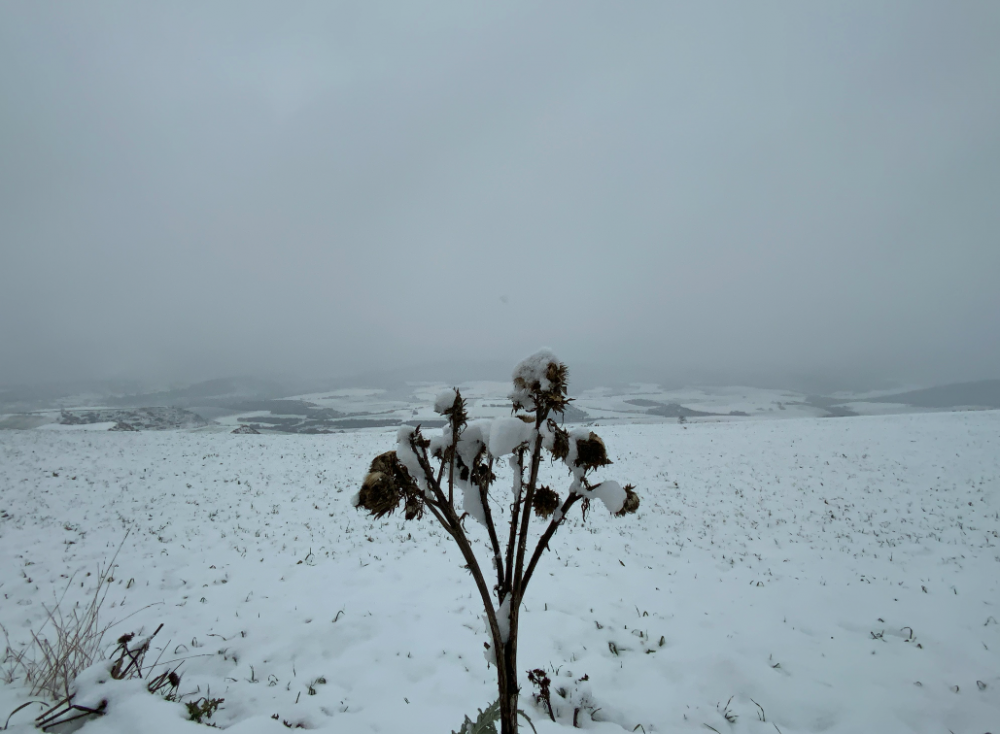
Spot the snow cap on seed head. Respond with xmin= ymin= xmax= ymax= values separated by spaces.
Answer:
xmin=433 ymin=388 xmax=468 ymax=431
xmin=434 ymin=388 xmax=459 ymax=415
xmin=509 ymin=348 xmax=570 ymax=416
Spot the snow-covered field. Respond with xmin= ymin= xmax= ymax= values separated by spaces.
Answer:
xmin=1 ymin=411 xmax=998 ymax=733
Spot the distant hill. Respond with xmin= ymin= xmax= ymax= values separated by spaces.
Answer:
xmin=559 ymin=404 xmax=590 ymax=423
xmin=107 ymin=377 xmax=287 ymax=408
xmin=60 ymin=407 xmax=208 ymax=430
xmin=862 ymin=380 xmax=1000 ymax=409
xmin=646 ymin=403 xmax=718 ymax=418
xmin=631 ymin=400 xmax=749 ymax=419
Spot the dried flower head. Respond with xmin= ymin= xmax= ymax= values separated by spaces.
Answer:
xmin=574 ymin=432 xmax=611 ymax=472
xmin=357 ymin=471 xmax=402 ymax=518
xmin=357 ymin=451 xmax=423 ymax=519
xmin=615 ymin=484 xmax=641 ymax=516
xmin=369 ymin=451 xmax=399 ymax=476
xmin=549 ymin=423 xmax=570 ymax=462
xmin=532 ymin=486 xmax=561 ymax=518
xmin=510 ymin=350 xmax=572 ymax=416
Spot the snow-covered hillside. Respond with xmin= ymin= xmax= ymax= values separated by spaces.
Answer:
xmin=1 ymin=412 xmax=998 ymax=733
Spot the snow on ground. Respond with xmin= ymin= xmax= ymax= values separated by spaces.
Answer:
xmin=1 ymin=412 xmax=998 ymax=733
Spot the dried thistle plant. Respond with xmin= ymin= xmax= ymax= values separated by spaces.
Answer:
xmin=355 ymin=350 xmax=640 ymax=734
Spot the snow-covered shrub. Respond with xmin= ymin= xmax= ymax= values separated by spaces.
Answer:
xmin=20 ymin=624 xmax=221 ymax=731
xmin=355 ymin=350 xmax=639 ymax=734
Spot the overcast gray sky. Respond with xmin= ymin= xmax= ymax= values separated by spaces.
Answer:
xmin=1 ymin=1 xmax=998 ymax=388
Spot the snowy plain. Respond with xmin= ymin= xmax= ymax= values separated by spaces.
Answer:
xmin=1 ymin=411 xmax=998 ymax=733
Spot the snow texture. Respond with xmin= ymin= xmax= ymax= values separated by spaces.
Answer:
xmin=456 ymin=477 xmax=487 ymax=527
xmin=433 ymin=388 xmax=459 ymax=415
xmin=487 ymin=417 xmax=533 ymax=458
xmin=497 ymin=597 xmax=512 ymax=644
xmin=1 ymin=411 xmax=999 ymax=734
xmin=580 ymin=479 xmax=626 ymax=515
xmin=538 ymin=419 xmax=557 ymax=453
xmin=432 ymin=417 xmax=492 ymax=526
xmin=428 ymin=427 xmax=453 ymax=459
xmin=395 ymin=424 xmax=427 ymax=491
xmin=456 ymin=419 xmax=492 ymax=468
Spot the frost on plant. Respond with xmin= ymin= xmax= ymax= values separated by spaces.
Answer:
xmin=355 ymin=350 xmax=640 ymax=734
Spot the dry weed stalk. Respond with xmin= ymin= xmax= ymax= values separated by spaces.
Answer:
xmin=1 ymin=534 xmax=130 ymax=701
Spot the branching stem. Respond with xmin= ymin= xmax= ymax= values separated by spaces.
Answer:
xmin=477 ymin=453 xmax=505 ymax=593
xmin=502 ymin=448 xmax=525 ymax=601
xmin=522 ymin=494 xmax=582 ymax=594
xmin=512 ymin=411 xmax=548 ymax=599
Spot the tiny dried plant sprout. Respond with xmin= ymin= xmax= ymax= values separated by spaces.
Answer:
xmin=354 ymin=350 xmax=640 ymax=734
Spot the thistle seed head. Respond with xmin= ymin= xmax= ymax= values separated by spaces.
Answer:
xmin=369 ymin=451 xmax=398 ymax=476
xmin=510 ymin=352 xmax=571 ymax=416
xmin=357 ymin=471 xmax=402 ymax=518
xmin=357 ymin=451 xmax=423 ymax=519
xmin=615 ymin=484 xmax=641 ymax=516
xmin=532 ymin=485 xmax=561 ymax=518
xmin=574 ymin=432 xmax=611 ymax=472
xmin=550 ymin=424 xmax=570 ymax=461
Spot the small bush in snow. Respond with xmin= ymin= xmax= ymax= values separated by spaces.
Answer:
xmin=29 ymin=623 xmax=193 ymax=731
xmin=185 ymin=695 xmax=224 ymax=725
xmin=355 ymin=350 xmax=639 ymax=734
xmin=1 ymin=537 xmax=128 ymax=700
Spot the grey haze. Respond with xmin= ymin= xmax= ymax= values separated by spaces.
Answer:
xmin=1 ymin=1 xmax=998 ymax=390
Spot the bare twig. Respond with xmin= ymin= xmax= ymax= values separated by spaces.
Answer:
xmin=3 ymin=700 xmax=48 ymax=730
